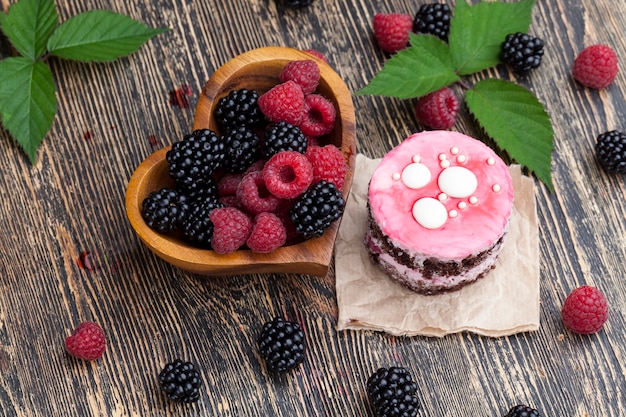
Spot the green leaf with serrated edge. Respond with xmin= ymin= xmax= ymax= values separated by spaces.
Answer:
xmin=47 ymin=10 xmax=168 ymax=62
xmin=0 ymin=57 xmax=57 ymax=163
xmin=449 ymin=0 xmax=535 ymax=75
xmin=465 ymin=79 xmax=553 ymax=190
xmin=357 ymin=33 xmax=460 ymax=99
xmin=0 ymin=0 xmax=58 ymax=60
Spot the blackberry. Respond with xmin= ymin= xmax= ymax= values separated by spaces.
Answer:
xmin=214 ymin=89 xmax=263 ymax=131
xmin=182 ymin=198 xmax=223 ymax=246
xmin=222 ymin=125 xmax=261 ymax=173
xmin=280 ymin=0 xmax=313 ymax=8
xmin=166 ymin=129 xmax=225 ymax=192
xmin=158 ymin=359 xmax=202 ymax=403
xmin=141 ymin=188 xmax=189 ymax=233
xmin=257 ymin=317 xmax=306 ymax=373
xmin=596 ymin=130 xmax=626 ymax=173
xmin=412 ymin=3 xmax=451 ymax=42
xmin=186 ymin=176 xmax=218 ymax=204
xmin=500 ymin=32 xmax=544 ymax=74
xmin=504 ymin=405 xmax=541 ymax=417
xmin=262 ymin=121 xmax=308 ymax=159
xmin=367 ymin=367 xmax=420 ymax=417
xmin=290 ymin=180 xmax=345 ymax=239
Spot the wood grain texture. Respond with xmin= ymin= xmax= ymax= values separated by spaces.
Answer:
xmin=1 ymin=0 xmax=625 ymax=416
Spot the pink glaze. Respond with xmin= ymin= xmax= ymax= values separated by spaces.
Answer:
xmin=368 ymin=131 xmax=514 ymax=260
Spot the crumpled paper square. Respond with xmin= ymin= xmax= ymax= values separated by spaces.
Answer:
xmin=335 ymin=154 xmax=540 ymax=337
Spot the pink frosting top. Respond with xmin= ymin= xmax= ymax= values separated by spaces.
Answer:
xmin=368 ymin=131 xmax=514 ymax=260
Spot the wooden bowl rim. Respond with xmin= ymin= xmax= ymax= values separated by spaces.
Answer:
xmin=125 ymin=46 xmax=356 ymax=276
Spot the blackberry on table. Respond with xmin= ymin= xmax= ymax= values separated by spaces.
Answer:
xmin=257 ymin=317 xmax=306 ymax=374
xmin=290 ymin=180 xmax=345 ymax=239
xmin=500 ymin=32 xmax=545 ymax=74
xmin=504 ymin=404 xmax=542 ymax=417
xmin=279 ymin=0 xmax=313 ymax=8
xmin=367 ymin=367 xmax=420 ymax=417
xmin=141 ymin=188 xmax=189 ymax=233
xmin=596 ymin=130 xmax=626 ymax=173
xmin=166 ymin=129 xmax=225 ymax=192
xmin=412 ymin=3 xmax=452 ymax=41
xmin=158 ymin=359 xmax=202 ymax=403
xmin=262 ymin=121 xmax=308 ymax=159
xmin=222 ymin=125 xmax=261 ymax=173
xmin=214 ymin=89 xmax=263 ymax=131
xmin=182 ymin=198 xmax=223 ymax=246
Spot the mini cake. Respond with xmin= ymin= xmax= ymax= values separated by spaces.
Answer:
xmin=365 ymin=131 xmax=514 ymax=295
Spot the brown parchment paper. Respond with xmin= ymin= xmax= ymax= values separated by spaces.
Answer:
xmin=335 ymin=154 xmax=540 ymax=337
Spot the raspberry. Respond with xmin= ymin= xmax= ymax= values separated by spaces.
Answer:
xmin=595 ymin=130 xmax=626 ymax=173
xmin=236 ymin=170 xmax=281 ymax=215
xmin=290 ymin=180 xmax=345 ymax=238
xmin=561 ymin=285 xmax=608 ymax=334
xmin=299 ymin=94 xmax=337 ymax=137
xmin=273 ymin=198 xmax=301 ymax=244
xmin=222 ymin=125 xmax=261 ymax=173
xmin=219 ymin=195 xmax=244 ymax=210
xmin=303 ymin=49 xmax=328 ymax=64
xmin=504 ymin=405 xmax=542 ymax=417
xmin=64 ymin=321 xmax=106 ymax=361
xmin=500 ymin=32 xmax=545 ymax=74
xmin=247 ymin=212 xmax=287 ymax=253
xmin=158 ymin=359 xmax=202 ymax=403
xmin=414 ymin=87 xmax=459 ymax=130
xmin=367 ymin=367 xmax=420 ymax=417
xmin=373 ymin=13 xmax=413 ymax=54
xmin=262 ymin=121 xmax=308 ymax=159
xmin=263 ymin=151 xmax=314 ymax=199
xmin=209 ymin=207 xmax=253 ymax=254
xmin=258 ymin=80 xmax=306 ymax=125
xmin=141 ymin=188 xmax=189 ymax=233
xmin=218 ymin=172 xmax=244 ymax=196
xmin=257 ymin=317 xmax=306 ymax=373
xmin=573 ymin=44 xmax=619 ymax=89
xmin=412 ymin=3 xmax=452 ymax=41
xmin=244 ymin=159 xmax=267 ymax=175
xmin=280 ymin=60 xmax=320 ymax=95
xmin=214 ymin=88 xmax=263 ymax=131
xmin=305 ymin=145 xmax=347 ymax=189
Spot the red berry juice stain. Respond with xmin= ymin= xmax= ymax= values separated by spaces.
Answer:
xmin=169 ymin=85 xmax=193 ymax=109
xmin=76 ymin=251 xmax=98 ymax=271
xmin=83 ymin=130 xmax=92 ymax=140
xmin=148 ymin=134 xmax=160 ymax=148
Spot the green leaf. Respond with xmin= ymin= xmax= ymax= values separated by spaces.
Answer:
xmin=0 ymin=57 xmax=57 ymax=163
xmin=357 ymin=33 xmax=460 ymax=99
xmin=47 ymin=10 xmax=168 ymax=62
xmin=465 ymin=79 xmax=553 ymax=190
xmin=449 ymin=0 xmax=535 ymax=75
xmin=0 ymin=0 xmax=58 ymax=60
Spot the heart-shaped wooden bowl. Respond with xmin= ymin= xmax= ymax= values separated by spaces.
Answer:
xmin=125 ymin=46 xmax=356 ymax=276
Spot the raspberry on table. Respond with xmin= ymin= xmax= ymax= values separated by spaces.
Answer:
xmin=561 ymin=285 xmax=609 ymax=334
xmin=299 ymin=94 xmax=337 ymax=137
xmin=258 ymin=80 xmax=306 ymax=126
xmin=573 ymin=44 xmax=619 ymax=89
xmin=305 ymin=145 xmax=347 ymax=190
xmin=414 ymin=87 xmax=459 ymax=130
xmin=373 ymin=13 xmax=413 ymax=54
xmin=412 ymin=3 xmax=452 ymax=41
xmin=141 ymin=188 xmax=189 ymax=233
xmin=257 ymin=317 xmax=306 ymax=373
xmin=222 ymin=125 xmax=261 ymax=173
xmin=247 ymin=212 xmax=288 ymax=253
xmin=500 ymin=32 xmax=545 ymax=74
xmin=209 ymin=207 xmax=253 ymax=254
xmin=262 ymin=121 xmax=308 ymax=159
xmin=280 ymin=59 xmax=320 ymax=95
xmin=595 ymin=130 xmax=626 ymax=173
xmin=237 ymin=170 xmax=281 ymax=215
xmin=64 ymin=321 xmax=106 ymax=361
xmin=366 ymin=366 xmax=420 ymax=417
xmin=504 ymin=404 xmax=542 ymax=417
xmin=214 ymin=88 xmax=264 ymax=131
xmin=290 ymin=180 xmax=345 ymax=238
xmin=158 ymin=359 xmax=202 ymax=403
xmin=263 ymin=151 xmax=314 ymax=199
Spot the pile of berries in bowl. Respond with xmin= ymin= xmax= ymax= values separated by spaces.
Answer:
xmin=125 ymin=46 xmax=356 ymax=276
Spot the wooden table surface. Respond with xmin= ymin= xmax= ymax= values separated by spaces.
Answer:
xmin=1 ymin=0 xmax=625 ymax=416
